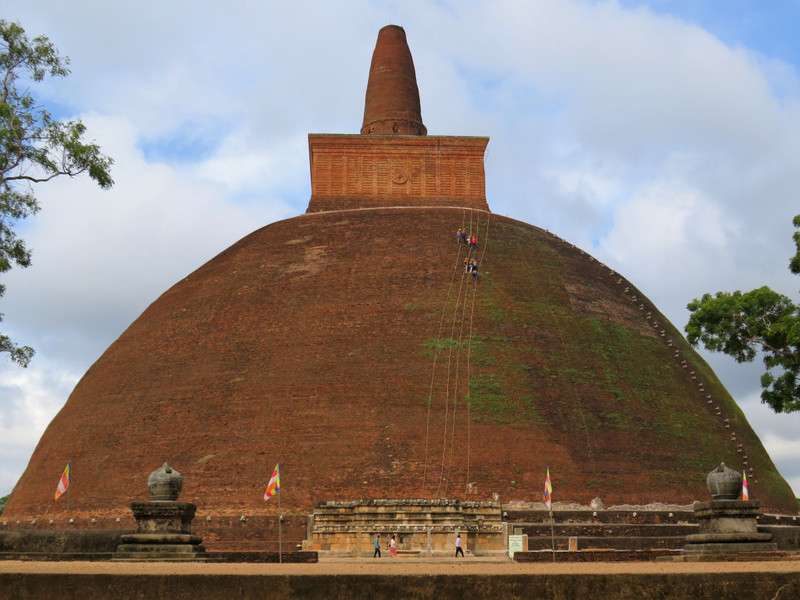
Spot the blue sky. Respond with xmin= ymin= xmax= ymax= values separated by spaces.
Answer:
xmin=1 ymin=0 xmax=799 ymax=505
xmin=621 ymin=0 xmax=800 ymax=64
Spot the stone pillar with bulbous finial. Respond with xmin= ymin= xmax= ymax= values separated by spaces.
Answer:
xmin=113 ymin=463 xmax=210 ymax=561
xmin=683 ymin=462 xmax=776 ymax=556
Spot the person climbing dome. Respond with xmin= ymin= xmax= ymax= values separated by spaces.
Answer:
xmin=464 ymin=257 xmax=471 ymax=273
xmin=456 ymin=228 xmax=463 ymax=243
xmin=461 ymin=230 xmax=468 ymax=244
xmin=471 ymin=235 xmax=477 ymax=250
xmin=471 ymin=259 xmax=479 ymax=280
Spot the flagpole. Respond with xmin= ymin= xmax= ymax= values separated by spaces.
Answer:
xmin=543 ymin=466 xmax=554 ymax=562
xmin=66 ymin=461 xmax=71 ymax=528
xmin=264 ymin=461 xmax=282 ymax=563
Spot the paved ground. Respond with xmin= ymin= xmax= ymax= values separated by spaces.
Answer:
xmin=2 ymin=556 xmax=800 ymax=576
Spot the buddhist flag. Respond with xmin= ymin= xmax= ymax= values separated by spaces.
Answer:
xmin=742 ymin=471 xmax=749 ymax=501
xmin=264 ymin=462 xmax=280 ymax=500
xmin=55 ymin=462 xmax=70 ymax=501
xmin=543 ymin=466 xmax=552 ymax=510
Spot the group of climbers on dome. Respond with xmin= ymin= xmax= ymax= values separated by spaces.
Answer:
xmin=457 ymin=228 xmax=480 ymax=280
xmin=456 ymin=228 xmax=478 ymax=249
xmin=463 ymin=258 xmax=478 ymax=280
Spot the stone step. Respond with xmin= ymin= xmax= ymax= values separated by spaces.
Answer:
xmin=111 ymin=553 xmax=215 ymax=562
xmin=514 ymin=549 xmax=681 ymax=562
xmin=504 ymin=509 xmax=696 ymax=525
xmin=513 ymin=523 xmax=697 ymax=537
xmin=526 ymin=536 xmax=687 ymax=552
xmin=120 ymin=533 xmax=203 ymax=545
xmin=114 ymin=544 xmax=207 ymax=554
xmin=683 ymin=541 xmax=778 ymax=556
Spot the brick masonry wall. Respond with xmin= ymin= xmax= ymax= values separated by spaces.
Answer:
xmin=307 ymin=134 xmax=489 ymax=212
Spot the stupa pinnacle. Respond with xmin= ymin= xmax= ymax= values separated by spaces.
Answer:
xmin=307 ymin=25 xmax=488 ymax=213
xmin=361 ymin=25 xmax=427 ymax=136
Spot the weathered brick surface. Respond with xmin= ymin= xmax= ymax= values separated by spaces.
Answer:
xmin=4 ymin=207 xmax=797 ymax=526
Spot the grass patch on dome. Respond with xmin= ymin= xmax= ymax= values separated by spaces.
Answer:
xmin=423 ymin=337 xmax=462 ymax=356
xmin=467 ymin=374 xmax=542 ymax=424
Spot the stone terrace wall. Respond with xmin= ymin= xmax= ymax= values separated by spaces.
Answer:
xmin=0 ymin=515 xmax=308 ymax=553
xmin=307 ymin=498 xmax=504 ymax=555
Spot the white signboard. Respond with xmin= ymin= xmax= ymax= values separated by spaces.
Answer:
xmin=508 ymin=534 xmax=526 ymax=558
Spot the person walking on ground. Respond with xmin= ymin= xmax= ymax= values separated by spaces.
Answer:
xmin=389 ymin=535 xmax=398 ymax=557
xmin=455 ymin=534 xmax=464 ymax=557
xmin=374 ymin=533 xmax=381 ymax=558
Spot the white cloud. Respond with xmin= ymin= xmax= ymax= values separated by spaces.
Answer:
xmin=0 ymin=363 xmax=79 ymax=494
xmin=0 ymin=366 xmax=75 ymax=445
xmin=762 ymin=433 xmax=800 ymax=462
xmin=599 ymin=171 xmax=727 ymax=278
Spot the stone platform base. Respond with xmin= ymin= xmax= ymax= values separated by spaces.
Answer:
xmin=683 ymin=500 xmax=778 ymax=557
xmin=684 ymin=531 xmax=777 ymax=555
xmin=111 ymin=555 xmax=214 ymax=562
xmin=113 ymin=534 xmax=211 ymax=561
xmin=683 ymin=542 xmax=778 ymax=556
xmin=112 ymin=501 xmax=211 ymax=561
xmin=119 ymin=533 xmax=203 ymax=545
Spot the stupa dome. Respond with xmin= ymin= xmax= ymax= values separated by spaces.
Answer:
xmin=4 ymin=26 xmax=796 ymax=522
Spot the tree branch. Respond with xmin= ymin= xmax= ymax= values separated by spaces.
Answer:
xmin=735 ymin=333 xmax=794 ymax=357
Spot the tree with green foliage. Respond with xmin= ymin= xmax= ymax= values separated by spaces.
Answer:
xmin=685 ymin=215 xmax=800 ymax=413
xmin=0 ymin=493 xmax=7 ymax=516
xmin=0 ymin=20 xmax=113 ymax=366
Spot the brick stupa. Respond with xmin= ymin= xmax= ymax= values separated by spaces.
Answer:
xmin=4 ymin=25 xmax=797 ymax=525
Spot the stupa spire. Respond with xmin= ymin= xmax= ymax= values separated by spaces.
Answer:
xmin=361 ymin=25 xmax=427 ymax=136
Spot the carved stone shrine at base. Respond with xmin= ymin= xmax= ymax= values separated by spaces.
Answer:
xmin=304 ymin=499 xmax=505 ymax=556
xmin=683 ymin=500 xmax=776 ymax=556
